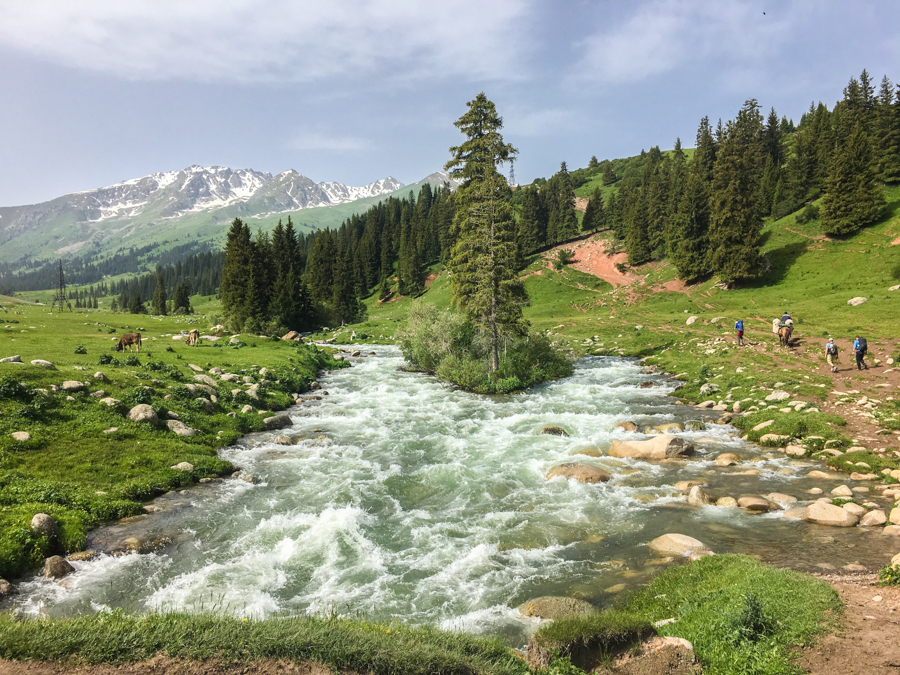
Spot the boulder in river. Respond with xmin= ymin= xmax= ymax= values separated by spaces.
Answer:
xmin=653 ymin=422 xmax=684 ymax=433
xmin=546 ymin=463 xmax=611 ymax=484
xmin=517 ymin=596 xmax=595 ymax=620
xmin=43 ymin=556 xmax=74 ymax=579
xmin=608 ymin=435 xmax=694 ymax=460
xmin=0 ymin=579 xmax=10 ymax=599
xmin=686 ymin=485 xmax=713 ymax=506
xmin=803 ymin=502 xmax=860 ymax=527
xmin=684 ymin=420 xmax=706 ymax=432
xmin=264 ymin=415 xmax=292 ymax=431
xmin=615 ymin=421 xmax=638 ymax=432
xmin=541 ymin=425 xmax=569 ymax=437
xmin=648 ymin=533 xmax=711 ymax=557
xmin=859 ymin=510 xmax=887 ymax=527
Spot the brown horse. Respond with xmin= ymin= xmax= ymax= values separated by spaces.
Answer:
xmin=778 ymin=325 xmax=793 ymax=347
xmin=115 ymin=332 xmax=142 ymax=352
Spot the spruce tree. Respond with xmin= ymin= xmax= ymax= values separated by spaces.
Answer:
xmin=708 ymin=100 xmax=765 ymax=285
xmin=172 ymin=281 xmax=191 ymax=314
xmin=624 ymin=191 xmax=651 ymax=265
xmin=820 ymin=123 xmax=885 ymax=236
xmin=220 ymin=219 xmax=254 ymax=327
xmin=445 ymin=93 xmax=525 ymax=372
xmin=547 ymin=162 xmax=578 ymax=243
xmin=152 ymin=271 xmax=167 ymax=316
xmin=878 ymin=82 xmax=900 ymax=184
xmin=601 ymin=162 xmax=616 ymax=185
xmin=517 ymin=186 xmax=547 ymax=253
xmin=582 ymin=187 xmax=605 ymax=233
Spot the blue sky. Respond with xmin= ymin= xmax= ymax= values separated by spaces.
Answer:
xmin=1 ymin=0 xmax=898 ymax=206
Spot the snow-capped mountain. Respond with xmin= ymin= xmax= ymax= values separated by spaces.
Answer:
xmin=67 ymin=165 xmax=404 ymax=222
xmin=0 ymin=166 xmax=453 ymax=266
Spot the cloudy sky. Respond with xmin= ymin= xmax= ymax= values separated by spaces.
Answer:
xmin=1 ymin=0 xmax=898 ymax=206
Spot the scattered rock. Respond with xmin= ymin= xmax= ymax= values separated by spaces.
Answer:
xmin=572 ymin=447 xmax=601 ymax=457
xmin=784 ymin=444 xmax=806 ymax=457
xmin=752 ymin=420 xmax=775 ymax=431
xmin=30 ymin=359 xmax=55 ymax=369
xmin=192 ymin=373 xmax=219 ymax=388
xmin=803 ymin=502 xmax=860 ymax=527
xmin=808 ymin=470 xmax=838 ymax=479
xmin=687 ymin=485 xmax=713 ymax=506
xmin=546 ymin=463 xmax=612 ymax=484
xmin=128 ymin=404 xmax=158 ymax=425
xmin=541 ymin=425 xmax=569 ymax=437
xmin=31 ymin=513 xmax=58 ymax=539
xmin=171 ymin=462 xmax=194 ymax=471
xmin=766 ymin=493 xmax=798 ymax=507
xmin=167 ymin=420 xmax=198 ymax=437
xmin=699 ymin=383 xmax=720 ymax=395
xmin=194 ymin=397 xmax=215 ymax=414
xmin=275 ymin=435 xmax=293 ymax=445
xmin=847 ymin=296 xmax=868 ymax=306
xmin=843 ymin=502 xmax=867 ymax=517
xmin=653 ymin=422 xmax=684 ymax=433
xmin=686 ymin=316 xmax=699 ymax=325
xmin=850 ymin=472 xmax=878 ymax=481
xmin=696 ymin=400 xmax=715 ymax=409
xmin=60 ymin=380 xmax=85 ymax=392
xmin=738 ymin=497 xmax=773 ymax=512
xmin=263 ymin=415 xmax=292 ymax=431
xmin=615 ymin=421 xmax=638 ymax=432
xmin=0 ymin=579 xmax=11 ymax=599
xmin=0 ymin=355 xmax=22 ymax=363
xmin=608 ymin=435 xmax=694 ymax=460
xmin=765 ymin=391 xmax=791 ymax=402
xmin=674 ymin=480 xmax=705 ymax=492
xmin=716 ymin=496 xmax=738 ymax=507
xmin=43 ymin=556 xmax=74 ymax=579
xmin=831 ymin=485 xmax=853 ymax=497
xmin=648 ymin=533 xmax=711 ymax=557
xmin=759 ymin=433 xmax=791 ymax=445
xmin=517 ymin=596 xmax=595 ymax=620
xmin=99 ymin=397 xmax=121 ymax=407
xmin=240 ymin=404 xmax=254 ymax=414
xmin=66 ymin=551 xmax=98 ymax=562
xmin=11 ymin=431 xmax=30 ymax=441
xmin=684 ymin=420 xmax=706 ymax=432
xmin=716 ymin=453 xmax=740 ymax=467
xmin=890 ymin=508 xmax=900 ymax=526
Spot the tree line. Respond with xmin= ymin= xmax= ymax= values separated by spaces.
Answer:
xmin=109 ymin=250 xmax=223 ymax=315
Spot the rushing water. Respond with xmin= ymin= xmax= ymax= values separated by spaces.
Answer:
xmin=5 ymin=347 xmax=891 ymax=644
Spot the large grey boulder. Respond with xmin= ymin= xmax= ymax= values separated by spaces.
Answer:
xmin=31 ymin=513 xmax=59 ymax=539
xmin=545 ymin=463 xmax=611 ymax=484
xmin=60 ymin=380 xmax=85 ymax=392
xmin=166 ymin=420 xmax=198 ymax=437
xmin=31 ymin=360 xmax=55 ymax=369
xmin=171 ymin=461 xmax=194 ymax=471
xmin=43 ymin=556 xmax=75 ymax=579
xmin=263 ymin=415 xmax=292 ymax=431
xmin=803 ymin=502 xmax=860 ymax=527
xmin=128 ymin=404 xmax=158 ymax=425
xmin=860 ymin=510 xmax=887 ymax=527
xmin=764 ymin=391 xmax=791 ymax=402
xmin=608 ymin=434 xmax=694 ymax=459
xmin=193 ymin=374 xmax=219 ymax=388
xmin=194 ymin=397 xmax=215 ymax=414
xmin=0 ymin=355 xmax=22 ymax=363
xmin=648 ymin=533 xmax=711 ymax=557
xmin=541 ymin=425 xmax=569 ymax=437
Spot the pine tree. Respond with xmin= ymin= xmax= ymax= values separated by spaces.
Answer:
xmin=172 ymin=281 xmax=191 ymax=314
xmin=582 ymin=187 xmax=605 ymax=233
xmin=445 ymin=93 xmax=525 ymax=372
xmin=624 ymin=190 xmax=651 ymax=265
xmin=708 ymin=100 xmax=765 ymax=285
xmin=820 ymin=123 xmax=885 ymax=236
xmin=547 ymin=162 xmax=578 ymax=243
xmin=588 ymin=155 xmax=599 ymax=169
xmin=601 ymin=162 xmax=616 ymax=185
xmin=517 ymin=186 xmax=547 ymax=253
xmin=877 ymin=81 xmax=900 ymax=184
xmin=152 ymin=271 xmax=168 ymax=315
xmin=220 ymin=219 xmax=254 ymax=327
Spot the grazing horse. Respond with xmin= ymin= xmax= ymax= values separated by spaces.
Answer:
xmin=115 ymin=332 xmax=142 ymax=352
xmin=778 ymin=325 xmax=793 ymax=347
xmin=184 ymin=329 xmax=200 ymax=346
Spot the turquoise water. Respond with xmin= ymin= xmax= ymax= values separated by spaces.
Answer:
xmin=7 ymin=347 xmax=887 ymax=644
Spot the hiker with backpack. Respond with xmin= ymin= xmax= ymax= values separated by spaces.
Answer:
xmin=854 ymin=336 xmax=869 ymax=370
xmin=825 ymin=338 xmax=838 ymax=373
xmin=735 ymin=319 xmax=744 ymax=346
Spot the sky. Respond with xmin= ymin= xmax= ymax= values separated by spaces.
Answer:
xmin=1 ymin=0 xmax=899 ymax=207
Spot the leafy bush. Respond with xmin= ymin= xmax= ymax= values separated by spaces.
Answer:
xmin=795 ymin=203 xmax=820 ymax=224
xmin=0 ymin=376 xmax=31 ymax=402
xmin=73 ymin=345 xmax=87 ymax=355
xmin=125 ymin=387 xmax=154 ymax=406
xmin=98 ymin=354 xmax=114 ymax=365
xmin=124 ymin=355 xmax=141 ymax=367
xmin=554 ymin=248 xmax=576 ymax=271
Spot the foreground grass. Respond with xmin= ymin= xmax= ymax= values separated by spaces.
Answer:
xmin=535 ymin=554 xmax=842 ymax=675
xmin=0 ymin=612 xmax=527 ymax=675
xmin=0 ymin=307 xmax=343 ymax=579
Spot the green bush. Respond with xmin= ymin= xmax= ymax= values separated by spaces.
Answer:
xmin=795 ymin=203 xmax=820 ymax=224
xmin=73 ymin=345 xmax=87 ymax=355
xmin=0 ymin=376 xmax=32 ymax=402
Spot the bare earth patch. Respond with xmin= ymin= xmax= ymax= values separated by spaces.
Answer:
xmin=548 ymin=238 xmax=642 ymax=287
xmin=797 ymin=575 xmax=900 ymax=675
xmin=0 ymin=656 xmax=359 ymax=675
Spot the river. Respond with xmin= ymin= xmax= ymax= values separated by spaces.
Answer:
xmin=5 ymin=346 xmax=888 ymax=645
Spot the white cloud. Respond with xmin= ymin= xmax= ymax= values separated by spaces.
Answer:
xmin=572 ymin=0 xmax=799 ymax=85
xmin=504 ymin=106 xmax=577 ymax=137
xmin=289 ymin=132 xmax=372 ymax=152
xmin=0 ymin=0 xmax=533 ymax=84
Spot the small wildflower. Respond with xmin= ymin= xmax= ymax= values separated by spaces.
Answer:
xmin=242 ymin=618 xmax=248 ymax=622
xmin=386 ymin=629 xmax=391 ymax=633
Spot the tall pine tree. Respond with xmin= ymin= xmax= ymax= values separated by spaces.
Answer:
xmin=820 ymin=123 xmax=885 ymax=236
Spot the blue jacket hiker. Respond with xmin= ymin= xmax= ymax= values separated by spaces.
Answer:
xmin=853 ymin=336 xmax=868 ymax=370
xmin=735 ymin=319 xmax=744 ymax=346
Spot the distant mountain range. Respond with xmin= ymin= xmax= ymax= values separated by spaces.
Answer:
xmin=0 ymin=167 xmax=457 ymax=270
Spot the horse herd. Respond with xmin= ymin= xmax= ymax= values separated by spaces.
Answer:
xmin=114 ymin=329 xmax=200 ymax=352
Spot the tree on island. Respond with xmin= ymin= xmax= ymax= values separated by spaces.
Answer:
xmin=445 ymin=92 xmax=525 ymax=372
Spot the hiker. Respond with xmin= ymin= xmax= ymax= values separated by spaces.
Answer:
xmin=825 ymin=338 xmax=838 ymax=373
xmin=735 ymin=318 xmax=744 ymax=346
xmin=781 ymin=311 xmax=792 ymax=323
xmin=853 ymin=336 xmax=869 ymax=370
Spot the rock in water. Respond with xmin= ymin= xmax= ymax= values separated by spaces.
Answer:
xmin=608 ymin=435 xmax=694 ymax=459
xmin=648 ymin=534 xmax=711 ymax=557
xmin=545 ymin=463 xmax=611 ymax=484
xmin=264 ymin=415 xmax=292 ymax=431
xmin=540 ymin=425 xmax=569 ymax=437
xmin=803 ymin=502 xmax=860 ymax=527
xmin=44 ymin=556 xmax=75 ymax=579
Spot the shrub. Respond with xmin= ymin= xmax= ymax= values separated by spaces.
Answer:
xmin=0 ymin=376 xmax=31 ymax=402
xmin=73 ymin=345 xmax=87 ymax=355
xmin=125 ymin=387 xmax=154 ymax=406
xmin=398 ymin=301 xmax=470 ymax=373
xmin=554 ymin=248 xmax=576 ymax=270
xmin=98 ymin=354 xmax=114 ymax=365
xmin=795 ymin=203 xmax=820 ymax=224
xmin=124 ymin=355 xmax=141 ymax=367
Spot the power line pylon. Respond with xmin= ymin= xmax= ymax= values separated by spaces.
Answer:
xmin=50 ymin=260 xmax=73 ymax=313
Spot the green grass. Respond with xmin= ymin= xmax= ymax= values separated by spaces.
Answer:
xmin=0 ymin=612 xmax=527 ymax=675
xmin=533 ymin=554 xmax=842 ymax=675
xmin=0 ymin=307 xmax=344 ymax=578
